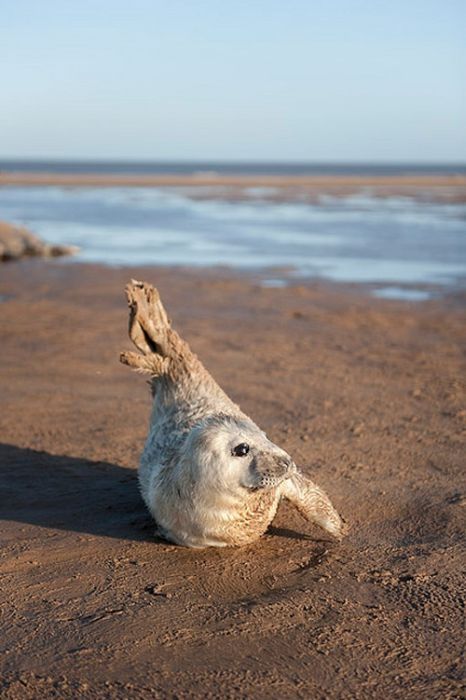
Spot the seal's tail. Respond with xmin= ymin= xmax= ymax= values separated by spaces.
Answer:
xmin=119 ymin=279 xmax=196 ymax=378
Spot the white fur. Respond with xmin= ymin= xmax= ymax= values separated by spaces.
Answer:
xmin=122 ymin=280 xmax=345 ymax=547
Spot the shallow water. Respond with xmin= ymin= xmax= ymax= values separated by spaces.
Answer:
xmin=1 ymin=185 xmax=465 ymax=297
xmin=372 ymin=287 xmax=433 ymax=301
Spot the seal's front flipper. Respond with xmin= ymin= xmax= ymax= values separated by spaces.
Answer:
xmin=282 ymin=472 xmax=345 ymax=541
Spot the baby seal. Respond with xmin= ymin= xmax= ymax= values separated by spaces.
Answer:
xmin=120 ymin=280 xmax=344 ymax=548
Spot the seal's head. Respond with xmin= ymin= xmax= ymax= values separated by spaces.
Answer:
xmin=182 ymin=414 xmax=296 ymax=496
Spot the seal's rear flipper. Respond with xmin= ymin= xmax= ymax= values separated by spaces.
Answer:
xmin=120 ymin=350 xmax=169 ymax=376
xmin=120 ymin=280 xmax=198 ymax=379
xmin=125 ymin=279 xmax=171 ymax=357
xmin=282 ymin=472 xmax=345 ymax=541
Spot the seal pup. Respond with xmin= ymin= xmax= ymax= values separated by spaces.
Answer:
xmin=120 ymin=280 xmax=344 ymax=548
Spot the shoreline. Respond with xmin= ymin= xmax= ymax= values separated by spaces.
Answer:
xmin=2 ymin=235 xmax=466 ymax=303
xmin=4 ymin=256 xmax=466 ymax=305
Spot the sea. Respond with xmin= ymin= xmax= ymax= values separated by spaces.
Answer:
xmin=1 ymin=160 xmax=466 ymax=176
xmin=1 ymin=161 xmax=465 ymax=300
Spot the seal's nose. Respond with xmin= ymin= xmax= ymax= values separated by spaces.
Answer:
xmin=278 ymin=457 xmax=296 ymax=477
xmin=251 ymin=452 xmax=296 ymax=488
xmin=268 ymin=455 xmax=295 ymax=479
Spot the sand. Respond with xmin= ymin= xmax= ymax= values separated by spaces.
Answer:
xmin=0 ymin=172 xmax=465 ymax=203
xmin=0 ymin=260 xmax=465 ymax=699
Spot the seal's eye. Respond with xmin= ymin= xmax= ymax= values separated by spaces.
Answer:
xmin=232 ymin=443 xmax=250 ymax=457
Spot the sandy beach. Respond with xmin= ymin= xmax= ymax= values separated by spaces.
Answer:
xmin=0 ymin=260 xmax=464 ymax=698
xmin=2 ymin=0 xmax=465 ymax=694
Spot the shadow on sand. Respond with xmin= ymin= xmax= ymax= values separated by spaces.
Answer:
xmin=0 ymin=443 xmax=154 ymax=542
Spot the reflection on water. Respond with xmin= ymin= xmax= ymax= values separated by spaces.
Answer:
xmin=1 ymin=185 xmax=465 ymax=298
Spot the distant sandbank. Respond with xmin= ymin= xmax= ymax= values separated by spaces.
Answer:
xmin=1 ymin=171 xmax=465 ymax=202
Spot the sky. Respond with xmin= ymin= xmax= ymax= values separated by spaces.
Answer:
xmin=0 ymin=0 xmax=465 ymax=162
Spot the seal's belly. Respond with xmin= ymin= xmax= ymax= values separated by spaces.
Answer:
xmin=147 ymin=478 xmax=281 ymax=548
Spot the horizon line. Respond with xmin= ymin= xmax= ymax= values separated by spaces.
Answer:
xmin=1 ymin=157 xmax=466 ymax=166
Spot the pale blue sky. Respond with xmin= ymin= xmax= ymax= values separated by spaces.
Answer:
xmin=1 ymin=0 xmax=465 ymax=161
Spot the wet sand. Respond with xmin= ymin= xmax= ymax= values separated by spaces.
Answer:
xmin=1 ymin=172 xmax=465 ymax=203
xmin=0 ymin=261 xmax=465 ymax=699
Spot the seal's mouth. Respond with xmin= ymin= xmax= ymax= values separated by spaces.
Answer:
xmin=257 ymin=471 xmax=293 ymax=489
